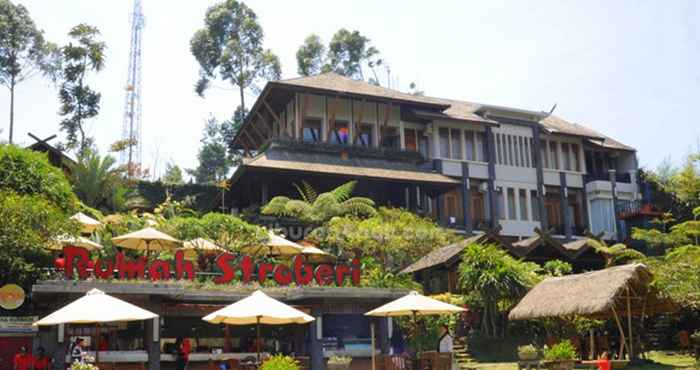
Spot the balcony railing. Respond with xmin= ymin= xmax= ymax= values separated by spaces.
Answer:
xmin=585 ymin=171 xmax=632 ymax=183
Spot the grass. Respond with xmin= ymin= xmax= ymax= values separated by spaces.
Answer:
xmin=464 ymin=351 xmax=697 ymax=370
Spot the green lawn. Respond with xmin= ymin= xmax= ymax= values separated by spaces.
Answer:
xmin=466 ymin=352 xmax=697 ymax=370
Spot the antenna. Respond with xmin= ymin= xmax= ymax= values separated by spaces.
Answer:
xmin=121 ymin=0 xmax=145 ymax=177
xmin=548 ymin=103 xmax=557 ymax=115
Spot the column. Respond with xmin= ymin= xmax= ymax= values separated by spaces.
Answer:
xmin=409 ymin=184 xmax=418 ymax=211
xmin=322 ymin=96 xmax=328 ymax=142
xmin=52 ymin=325 xmax=66 ymax=370
xmin=526 ymin=189 xmax=533 ymax=221
xmin=514 ymin=187 xmax=521 ymax=221
xmin=461 ymin=162 xmax=472 ymax=233
xmin=485 ymin=127 xmax=498 ymax=228
xmin=399 ymin=120 xmax=405 ymax=150
xmin=145 ymin=317 xmax=161 ymax=370
xmin=434 ymin=159 xmax=445 ymax=225
xmin=261 ymin=183 xmax=269 ymax=205
xmin=502 ymin=187 xmax=509 ymax=220
xmin=560 ymin=172 xmax=572 ymax=240
xmin=610 ymin=169 xmax=622 ymax=241
xmin=531 ymin=125 xmax=548 ymax=230
xmin=309 ymin=307 xmax=325 ymax=370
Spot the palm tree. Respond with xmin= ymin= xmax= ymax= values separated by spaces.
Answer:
xmin=586 ymin=239 xmax=645 ymax=268
xmin=261 ymin=180 xmax=376 ymax=224
xmin=70 ymin=150 xmax=129 ymax=212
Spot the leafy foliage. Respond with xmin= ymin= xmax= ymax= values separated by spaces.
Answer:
xmin=296 ymin=34 xmax=326 ymax=76
xmin=162 ymin=162 xmax=185 ymax=185
xmin=543 ymin=340 xmax=577 ymax=361
xmin=359 ymin=256 xmax=421 ymax=289
xmin=261 ymin=180 xmax=376 ymax=224
xmin=0 ymin=144 xmax=77 ymax=211
xmin=585 ymin=239 xmax=645 ymax=268
xmin=70 ymin=150 xmax=132 ymax=213
xmin=135 ymin=181 xmax=220 ymax=213
xmin=259 ymin=355 xmax=299 ymax=370
xmin=0 ymin=0 xmax=60 ymax=143
xmin=160 ymin=212 xmax=268 ymax=251
xmin=645 ymin=245 xmax=700 ymax=309
xmin=458 ymin=243 xmax=540 ymax=338
xmin=542 ymin=260 xmax=572 ymax=277
xmin=190 ymin=0 xmax=281 ymax=110
xmin=632 ymin=208 xmax=700 ymax=249
xmin=57 ymin=24 xmax=106 ymax=153
xmin=0 ymin=190 xmax=78 ymax=287
xmin=188 ymin=116 xmax=236 ymax=183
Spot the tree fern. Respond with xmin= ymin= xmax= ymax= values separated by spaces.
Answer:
xmin=293 ymin=181 xmax=318 ymax=203
xmin=330 ymin=180 xmax=357 ymax=202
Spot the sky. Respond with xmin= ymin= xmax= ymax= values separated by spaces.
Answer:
xmin=2 ymin=0 xmax=699 ymax=179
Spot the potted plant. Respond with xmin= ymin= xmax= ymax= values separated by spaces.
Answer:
xmin=543 ymin=340 xmax=577 ymax=370
xmin=70 ymin=362 xmax=100 ymax=370
xmin=518 ymin=344 xmax=539 ymax=361
xmin=259 ymin=355 xmax=300 ymax=370
xmin=327 ymin=355 xmax=353 ymax=370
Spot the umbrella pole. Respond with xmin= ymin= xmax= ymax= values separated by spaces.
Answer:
xmin=627 ymin=288 xmax=633 ymax=360
xmin=257 ymin=316 xmax=261 ymax=365
xmin=413 ymin=311 xmax=419 ymax=370
xmin=371 ymin=321 xmax=376 ymax=370
xmin=95 ymin=323 xmax=100 ymax=365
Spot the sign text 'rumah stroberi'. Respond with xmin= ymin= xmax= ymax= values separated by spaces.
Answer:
xmin=62 ymin=246 xmax=361 ymax=286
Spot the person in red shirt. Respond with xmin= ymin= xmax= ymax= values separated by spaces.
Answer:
xmin=13 ymin=346 xmax=33 ymax=370
xmin=32 ymin=347 xmax=51 ymax=370
xmin=54 ymin=253 xmax=66 ymax=270
xmin=99 ymin=333 xmax=109 ymax=351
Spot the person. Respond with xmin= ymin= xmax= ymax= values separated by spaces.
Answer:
xmin=33 ymin=347 xmax=52 ymax=370
xmin=54 ymin=253 xmax=66 ymax=270
xmin=437 ymin=325 xmax=456 ymax=370
xmin=13 ymin=346 xmax=33 ymax=370
xmin=99 ymin=333 xmax=109 ymax=351
xmin=174 ymin=337 xmax=191 ymax=370
xmin=69 ymin=338 xmax=86 ymax=364
xmin=582 ymin=351 xmax=611 ymax=370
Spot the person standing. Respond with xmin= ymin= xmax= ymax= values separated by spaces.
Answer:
xmin=33 ymin=347 xmax=52 ymax=370
xmin=69 ymin=338 xmax=86 ymax=364
xmin=174 ymin=337 xmax=191 ymax=370
xmin=13 ymin=346 xmax=33 ymax=370
xmin=437 ymin=325 xmax=456 ymax=370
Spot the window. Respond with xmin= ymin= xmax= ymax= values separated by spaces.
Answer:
xmin=330 ymin=121 xmax=349 ymax=144
xmin=590 ymin=198 xmax=615 ymax=235
xmin=529 ymin=138 xmax=534 ymax=167
xmin=302 ymin=118 xmax=321 ymax=143
xmin=496 ymin=189 xmax=505 ymax=220
xmin=519 ymin=137 xmax=526 ymax=167
xmin=507 ymin=188 xmax=516 ymax=220
xmin=541 ymin=140 xmax=549 ymax=169
xmin=519 ymin=189 xmax=528 ymax=221
xmin=439 ymin=128 xmax=450 ymax=158
xmin=495 ymin=134 xmax=503 ymax=164
xmin=358 ymin=124 xmax=373 ymax=147
xmin=507 ymin=135 xmax=514 ymax=166
xmin=476 ymin=132 xmax=487 ymax=162
xmin=450 ymin=129 xmax=462 ymax=160
xmin=530 ymin=190 xmax=541 ymax=221
xmin=549 ymin=141 xmax=559 ymax=170
xmin=465 ymin=130 xmax=475 ymax=161
xmin=571 ymin=144 xmax=580 ymax=171
xmin=562 ymin=143 xmax=571 ymax=171
xmin=418 ymin=131 xmax=429 ymax=158
xmin=404 ymin=128 xmax=417 ymax=151
xmin=382 ymin=127 xmax=400 ymax=149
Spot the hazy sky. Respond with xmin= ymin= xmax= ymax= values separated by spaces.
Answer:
xmin=2 ymin=0 xmax=698 ymax=178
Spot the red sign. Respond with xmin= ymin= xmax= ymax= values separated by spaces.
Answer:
xmin=62 ymin=246 xmax=361 ymax=286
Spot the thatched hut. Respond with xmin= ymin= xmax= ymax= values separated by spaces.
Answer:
xmin=509 ymin=264 xmax=674 ymax=360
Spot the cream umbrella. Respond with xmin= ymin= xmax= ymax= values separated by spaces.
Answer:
xmin=71 ymin=212 xmax=101 ymax=234
xmin=366 ymin=291 xmax=465 ymax=370
xmin=34 ymin=288 xmax=158 ymax=363
xmin=203 ymin=290 xmax=314 ymax=363
xmin=300 ymin=246 xmax=336 ymax=263
xmin=240 ymin=232 xmax=305 ymax=257
xmin=179 ymin=238 xmax=226 ymax=260
xmin=49 ymin=235 xmax=103 ymax=251
xmin=111 ymin=227 xmax=181 ymax=254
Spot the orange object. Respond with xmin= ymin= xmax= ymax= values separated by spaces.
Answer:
xmin=182 ymin=338 xmax=192 ymax=361
xmin=582 ymin=359 xmax=610 ymax=370
xmin=13 ymin=353 xmax=33 ymax=370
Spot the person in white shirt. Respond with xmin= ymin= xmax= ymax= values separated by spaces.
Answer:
xmin=438 ymin=325 xmax=456 ymax=370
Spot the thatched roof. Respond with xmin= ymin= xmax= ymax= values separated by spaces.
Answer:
xmin=401 ymin=234 xmax=486 ymax=274
xmin=509 ymin=264 xmax=673 ymax=320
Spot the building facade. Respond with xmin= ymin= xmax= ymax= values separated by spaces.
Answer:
xmin=229 ymin=73 xmax=639 ymax=241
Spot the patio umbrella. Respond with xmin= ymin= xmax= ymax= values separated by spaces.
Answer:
xmin=49 ymin=235 xmax=103 ymax=251
xmin=240 ymin=232 xmax=305 ymax=257
xmin=34 ymin=288 xmax=157 ymax=363
xmin=71 ymin=212 xmax=101 ymax=234
xmin=203 ymin=290 xmax=314 ymax=363
xmin=366 ymin=291 xmax=465 ymax=370
xmin=300 ymin=246 xmax=336 ymax=263
xmin=111 ymin=227 xmax=180 ymax=254
xmin=179 ymin=238 xmax=226 ymax=260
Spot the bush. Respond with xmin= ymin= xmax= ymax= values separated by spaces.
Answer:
xmin=0 ymin=144 xmax=77 ymax=211
xmin=518 ymin=344 xmax=538 ymax=359
xmin=327 ymin=356 xmax=352 ymax=365
xmin=543 ymin=340 xmax=577 ymax=361
xmin=259 ymin=355 xmax=299 ymax=370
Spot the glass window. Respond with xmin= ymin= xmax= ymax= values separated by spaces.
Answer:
xmin=519 ymin=189 xmax=528 ymax=220
xmin=302 ymin=118 xmax=322 ymax=143
xmin=439 ymin=128 xmax=450 ymax=158
xmin=529 ymin=138 xmax=534 ymax=167
xmin=450 ymin=129 xmax=462 ymax=160
xmin=530 ymin=190 xmax=541 ymax=221
xmin=358 ymin=124 xmax=373 ymax=147
xmin=404 ymin=128 xmax=417 ymax=151
xmin=507 ymin=188 xmax=516 ymax=220
xmin=507 ymin=136 xmax=515 ymax=166
xmin=541 ymin=140 xmax=549 ymax=169
xmin=518 ymin=137 xmax=526 ymax=167
xmin=571 ymin=144 xmax=580 ymax=171
xmin=330 ymin=121 xmax=349 ymax=144
xmin=495 ymin=134 xmax=502 ymax=164
xmin=562 ymin=143 xmax=571 ymax=171
xmin=418 ymin=130 xmax=429 ymax=158
xmin=549 ymin=141 xmax=559 ymax=170
xmin=496 ymin=189 xmax=505 ymax=220
xmin=590 ymin=198 xmax=615 ymax=235
xmin=465 ymin=131 xmax=475 ymax=161
xmin=382 ymin=127 xmax=400 ymax=150
xmin=477 ymin=132 xmax=487 ymax=162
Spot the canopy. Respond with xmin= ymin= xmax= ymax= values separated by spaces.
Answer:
xmin=49 ymin=235 xmax=103 ymax=251
xmin=240 ymin=232 xmax=304 ymax=256
xmin=301 ymin=246 xmax=336 ymax=263
xmin=202 ymin=290 xmax=314 ymax=325
xmin=179 ymin=238 xmax=226 ymax=260
xmin=34 ymin=288 xmax=157 ymax=326
xmin=71 ymin=212 xmax=101 ymax=234
xmin=365 ymin=291 xmax=465 ymax=317
xmin=111 ymin=227 xmax=180 ymax=252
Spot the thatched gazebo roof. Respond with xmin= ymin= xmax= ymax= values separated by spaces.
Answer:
xmin=509 ymin=264 xmax=673 ymax=321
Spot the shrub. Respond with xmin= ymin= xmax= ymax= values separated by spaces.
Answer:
xmin=518 ymin=344 xmax=538 ymax=359
xmin=327 ymin=356 xmax=352 ymax=365
xmin=259 ymin=354 xmax=299 ymax=370
xmin=543 ymin=340 xmax=577 ymax=361
xmin=70 ymin=362 xmax=99 ymax=370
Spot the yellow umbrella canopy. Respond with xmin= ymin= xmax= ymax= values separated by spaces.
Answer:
xmin=34 ymin=288 xmax=158 ymax=325
xmin=301 ymin=246 xmax=336 ymax=263
xmin=365 ymin=291 xmax=465 ymax=317
xmin=71 ymin=212 xmax=101 ymax=234
xmin=48 ymin=235 xmax=103 ymax=251
xmin=179 ymin=238 xmax=226 ymax=260
xmin=111 ymin=227 xmax=181 ymax=252
xmin=240 ymin=232 xmax=305 ymax=256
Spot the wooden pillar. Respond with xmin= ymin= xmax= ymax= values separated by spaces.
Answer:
xmin=485 ymin=127 xmax=498 ymax=228
xmin=408 ymin=184 xmax=418 ymax=211
xmin=531 ymin=125 xmax=548 ymax=230
xmin=433 ymin=159 xmax=445 ymax=226
xmin=145 ymin=317 xmax=161 ymax=370
xmin=310 ymin=307 xmax=325 ymax=370
xmin=461 ymin=162 xmax=473 ymax=234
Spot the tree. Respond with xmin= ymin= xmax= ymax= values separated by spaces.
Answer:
xmin=585 ymin=239 xmax=645 ymax=268
xmin=69 ymin=150 xmax=129 ymax=213
xmin=0 ymin=0 xmax=59 ymax=143
xmin=219 ymin=105 xmax=247 ymax=160
xmin=296 ymin=34 xmax=326 ymax=76
xmin=188 ymin=116 xmax=234 ymax=183
xmin=646 ymin=245 xmax=700 ymax=309
xmin=262 ymin=180 xmax=376 ymax=225
xmin=0 ymin=144 xmax=77 ymax=211
xmin=162 ymin=162 xmax=184 ymax=185
xmin=58 ymin=24 xmax=105 ymax=153
xmin=458 ymin=243 xmax=540 ymax=337
xmin=160 ymin=212 xmax=268 ymax=251
xmin=0 ymin=191 xmax=78 ymax=287
xmin=190 ymin=0 xmax=281 ymax=111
